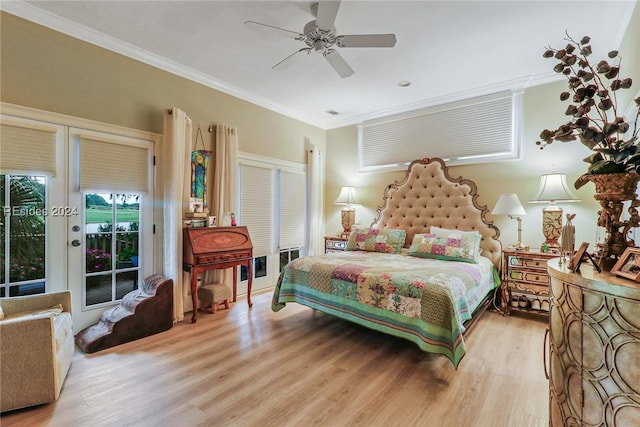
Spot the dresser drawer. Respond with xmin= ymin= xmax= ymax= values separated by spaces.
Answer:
xmin=325 ymin=237 xmax=348 ymax=253
xmin=509 ymin=270 xmax=550 ymax=285
xmin=508 ymin=256 xmax=549 ymax=270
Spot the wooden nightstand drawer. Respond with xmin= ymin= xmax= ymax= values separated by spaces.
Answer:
xmin=324 ymin=236 xmax=348 ymax=254
xmin=508 ymin=256 xmax=549 ymax=270
xmin=508 ymin=270 xmax=550 ymax=285
xmin=326 ymin=239 xmax=347 ymax=250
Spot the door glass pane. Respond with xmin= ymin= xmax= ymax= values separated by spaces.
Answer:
xmin=86 ymin=274 xmax=112 ymax=306
xmin=1 ymin=175 xmax=46 ymax=297
xmin=116 ymin=194 xmax=139 ymax=268
xmin=84 ymin=192 xmax=140 ymax=307
xmin=116 ymin=271 xmax=138 ymax=300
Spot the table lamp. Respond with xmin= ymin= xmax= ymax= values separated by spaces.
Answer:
xmin=335 ymin=186 xmax=358 ymax=238
xmin=529 ymin=173 xmax=580 ymax=252
xmin=492 ymin=193 xmax=527 ymax=250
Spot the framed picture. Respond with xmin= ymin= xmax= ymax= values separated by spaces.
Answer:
xmin=208 ymin=215 xmax=217 ymax=228
xmin=568 ymin=242 xmax=589 ymax=272
xmin=611 ymin=247 xmax=640 ymax=281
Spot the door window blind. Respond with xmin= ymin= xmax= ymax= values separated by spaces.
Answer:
xmin=240 ymin=163 xmax=273 ymax=257
xmin=0 ymin=119 xmax=60 ymax=176
xmin=279 ymin=170 xmax=306 ymax=249
xmin=79 ymin=135 xmax=149 ymax=192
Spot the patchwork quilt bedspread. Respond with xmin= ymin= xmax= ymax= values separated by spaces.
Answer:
xmin=272 ymin=251 xmax=499 ymax=367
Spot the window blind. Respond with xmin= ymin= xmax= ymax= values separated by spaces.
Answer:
xmin=240 ymin=163 xmax=273 ymax=257
xmin=0 ymin=121 xmax=59 ymax=176
xmin=279 ymin=170 xmax=306 ymax=249
xmin=359 ymin=91 xmax=521 ymax=172
xmin=79 ymin=136 xmax=149 ymax=192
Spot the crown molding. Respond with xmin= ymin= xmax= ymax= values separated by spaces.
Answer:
xmin=0 ymin=1 xmax=329 ymax=129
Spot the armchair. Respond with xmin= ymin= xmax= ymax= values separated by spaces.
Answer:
xmin=0 ymin=291 xmax=74 ymax=412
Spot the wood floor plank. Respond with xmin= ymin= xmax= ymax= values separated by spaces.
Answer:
xmin=0 ymin=289 xmax=549 ymax=426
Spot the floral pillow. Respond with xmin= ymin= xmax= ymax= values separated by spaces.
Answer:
xmin=346 ymin=228 xmax=406 ymax=254
xmin=407 ymin=230 xmax=481 ymax=263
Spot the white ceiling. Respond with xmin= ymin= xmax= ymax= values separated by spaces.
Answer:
xmin=2 ymin=0 xmax=637 ymax=129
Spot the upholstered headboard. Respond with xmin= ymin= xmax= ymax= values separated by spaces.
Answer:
xmin=371 ymin=158 xmax=502 ymax=267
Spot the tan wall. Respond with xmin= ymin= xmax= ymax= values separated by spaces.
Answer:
xmin=2 ymin=7 xmax=639 ymax=254
xmin=0 ymin=12 xmax=326 ymax=207
xmin=325 ymin=7 xmax=640 ymax=251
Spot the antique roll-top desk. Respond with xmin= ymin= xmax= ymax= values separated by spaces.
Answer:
xmin=183 ymin=226 xmax=253 ymax=323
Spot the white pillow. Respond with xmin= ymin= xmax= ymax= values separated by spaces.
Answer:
xmin=430 ymin=226 xmax=480 ymax=236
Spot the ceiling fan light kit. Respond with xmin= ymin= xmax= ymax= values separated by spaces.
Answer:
xmin=245 ymin=0 xmax=397 ymax=78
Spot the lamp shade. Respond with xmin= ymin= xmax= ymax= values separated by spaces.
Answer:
xmin=492 ymin=193 xmax=526 ymax=216
xmin=335 ymin=186 xmax=358 ymax=205
xmin=529 ymin=173 xmax=580 ymax=203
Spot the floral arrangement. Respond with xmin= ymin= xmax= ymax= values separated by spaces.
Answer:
xmin=535 ymin=34 xmax=640 ymax=188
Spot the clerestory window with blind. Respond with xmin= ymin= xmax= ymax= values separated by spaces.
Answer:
xmin=358 ymin=90 xmax=522 ymax=172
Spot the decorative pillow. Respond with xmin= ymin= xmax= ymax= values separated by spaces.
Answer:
xmin=346 ymin=228 xmax=406 ymax=254
xmin=407 ymin=231 xmax=481 ymax=263
xmin=430 ymin=226 xmax=480 ymax=237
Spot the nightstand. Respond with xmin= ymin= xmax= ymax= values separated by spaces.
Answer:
xmin=501 ymin=249 xmax=558 ymax=315
xmin=324 ymin=236 xmax=348 ymax=254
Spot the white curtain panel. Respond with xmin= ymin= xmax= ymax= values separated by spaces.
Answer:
xmin=307 ymin=145 xmax=324 ymax=255
xmin=162 ymin=108 xmax=192 ymax=321
xmin=211 ymin=124 xmax=239 ymax=287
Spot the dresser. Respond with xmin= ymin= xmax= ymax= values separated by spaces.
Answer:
xmin=183 ymin=226 xmax=253 ymax=323
xmin=501 ymin=250 xmax=557 ymax=315
xmin=547 ymin=259 xmax=640 ymax=426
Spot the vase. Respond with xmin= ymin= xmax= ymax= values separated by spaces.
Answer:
xmin=585 ymin=172 xmax=640 ymax=268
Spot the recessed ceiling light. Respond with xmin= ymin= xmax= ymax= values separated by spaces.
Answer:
xmin=325 ymin=110 xmax=340 ymax=115
xmin=398 ymin=80 xmax=411 ymax=87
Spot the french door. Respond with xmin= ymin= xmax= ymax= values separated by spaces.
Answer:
xmin=67 ymin=128 xmax=154 ymax=331
xmin=1 ymin=109 xmax=156 ymax=332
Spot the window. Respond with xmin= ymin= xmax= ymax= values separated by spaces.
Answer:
xmin=1 ymin=174 xmax=47 ymax=297
xmin=279 ymin=248 xmax=300 ymax=272
xmin=238 ymin=154 xmax=306 ymax=291
xmin=358 ymin=90 xmax=522 ymax=172
xmin=84 ymin=192 xmax=140 ymax=306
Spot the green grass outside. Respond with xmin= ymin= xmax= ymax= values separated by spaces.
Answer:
xmin=86 ymin=208 xmax=139 ymax=224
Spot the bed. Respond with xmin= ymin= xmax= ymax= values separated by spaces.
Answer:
xmin=272 ymin=157 xmax=502 ymax=367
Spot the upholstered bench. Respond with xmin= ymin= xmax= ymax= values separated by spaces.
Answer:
xmin=75 ymin=275 xmax=173 ymax=353
xmin=198 ymin=283 xmax=231 ymax=313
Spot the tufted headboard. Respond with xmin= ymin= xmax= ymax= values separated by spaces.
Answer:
xmin=371 ymin=158 xmax=502 ymax=268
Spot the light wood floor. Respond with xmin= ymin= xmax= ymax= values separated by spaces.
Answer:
xmin=1 ymin=289 xmax=549 ymax=427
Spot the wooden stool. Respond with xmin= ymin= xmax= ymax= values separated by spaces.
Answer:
xmin=197 ymin=283 xmax=232 ymax=314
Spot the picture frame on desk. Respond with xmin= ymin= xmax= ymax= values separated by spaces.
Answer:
xmin=611 ymin=247 xmax=640 ymax=282
xmin=568 ymin=242 xmax=589 ymax=272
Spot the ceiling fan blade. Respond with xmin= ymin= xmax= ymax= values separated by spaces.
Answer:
xmin=337 ymin=34 xmax=397 ymax=48
xmin=244 ymin=20 xmax=304 ymax=39
xmin=315 ymin=1 xmax=341 ymax=30
xmin=272 ymin=48 xmax=311 ymax=70
xmin=324 ymin=49 xmax=354 ymax=78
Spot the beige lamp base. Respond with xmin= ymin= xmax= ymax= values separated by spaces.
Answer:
xmin=541 ymin=205 xmax=562 ymax=252
xmin=339 ymin=206 xmax=355 ymax=239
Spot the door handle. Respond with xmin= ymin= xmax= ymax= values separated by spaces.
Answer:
xmin=71 ymin=239 xmax=81 ymax=247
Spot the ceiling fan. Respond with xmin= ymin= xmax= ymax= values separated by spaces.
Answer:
xmin=245 ymin=0 xmax=397 ymax=78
